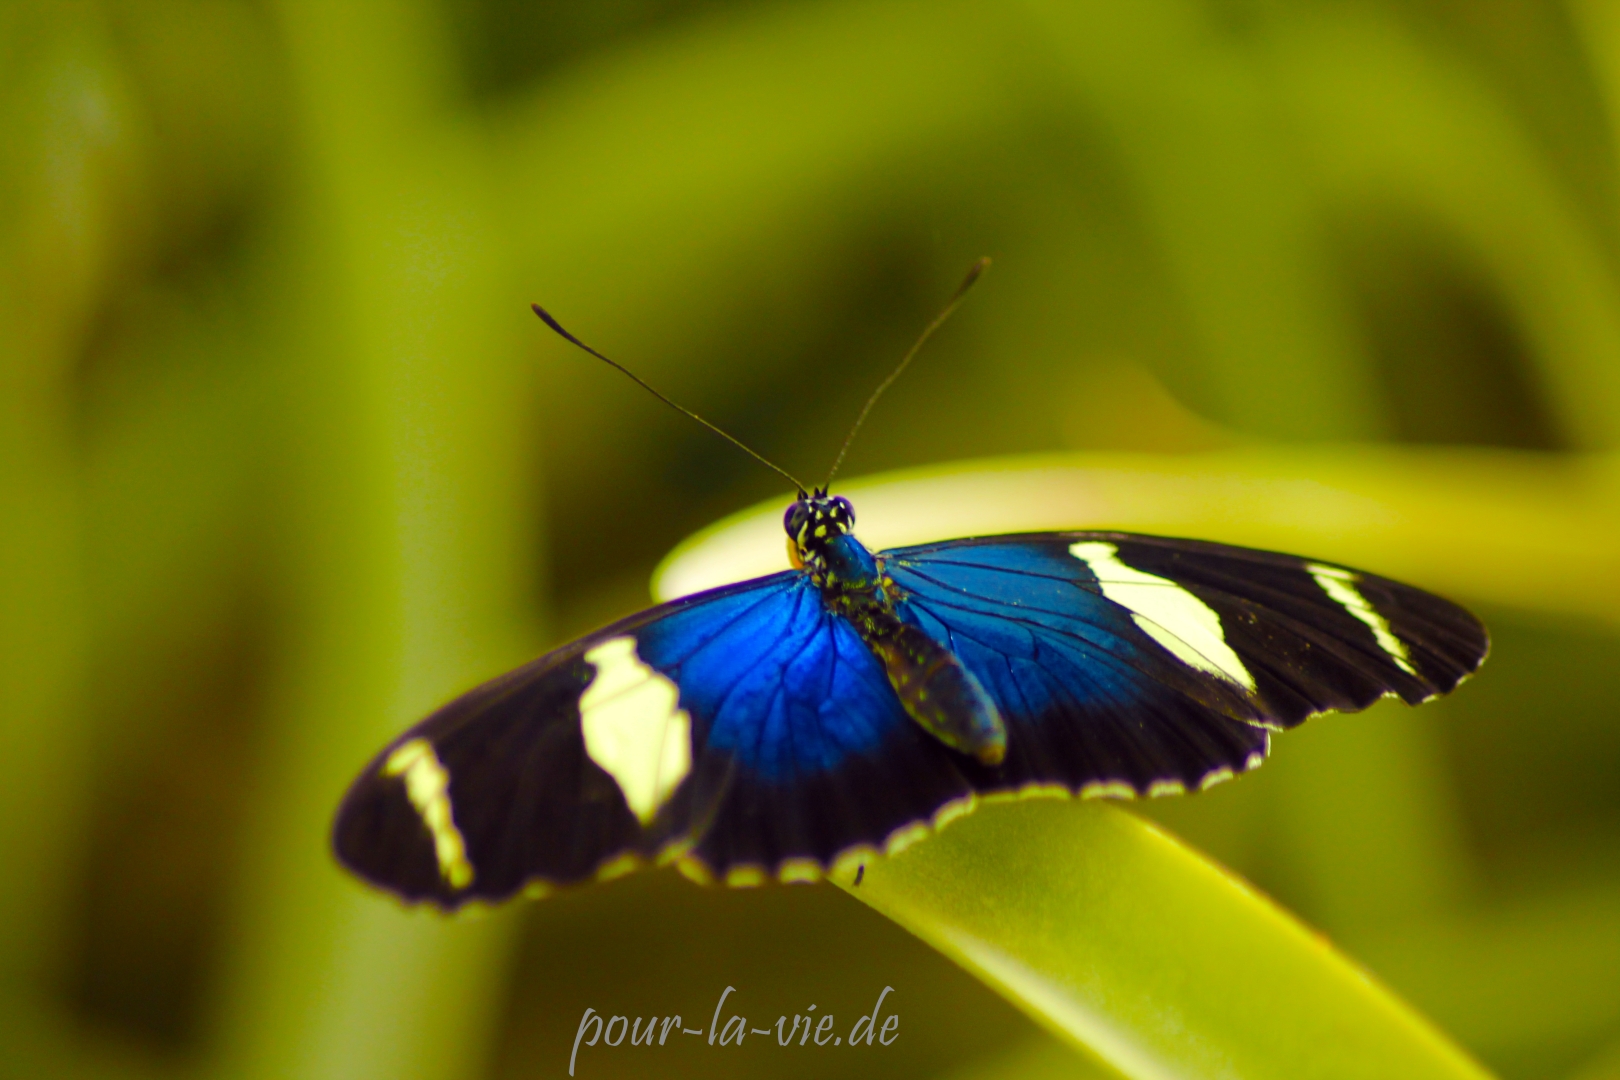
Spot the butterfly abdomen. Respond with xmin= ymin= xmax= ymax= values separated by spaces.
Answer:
xmin=864 ymin=617 xmax=1007 ymax=766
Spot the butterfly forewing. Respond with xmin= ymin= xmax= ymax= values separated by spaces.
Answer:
xmin=333 ymin=610 xmax=667 ymax=908
xmin=882 ymin=532 xmax=1487 ymax=780
xmin=333 ymin=570 xmax=977 ymax=907
xmin=1070 ymin=533 xmax=1486 ymax=713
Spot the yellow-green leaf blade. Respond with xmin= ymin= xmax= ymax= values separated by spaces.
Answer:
xmin=846 ymin=798 xmax=1493 ymax=1080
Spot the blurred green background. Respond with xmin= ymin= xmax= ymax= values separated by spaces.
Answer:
xmin=4 ymin=0 xmax=1620 ymax=1077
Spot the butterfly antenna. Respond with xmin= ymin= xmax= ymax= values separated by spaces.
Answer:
xmin=532 ymin=303 xmax=810 ymax=496
xmin=824 ymin=256 xmax=990 ymax=489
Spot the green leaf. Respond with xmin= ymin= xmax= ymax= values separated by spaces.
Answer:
xmin=840 ymin=798 xmax=1491 ymax=1080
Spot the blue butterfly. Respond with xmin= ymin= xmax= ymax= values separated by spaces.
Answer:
xmin=332 ymin=266 xmax=1489 ymax=908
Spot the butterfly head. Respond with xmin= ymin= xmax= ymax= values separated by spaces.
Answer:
xmin=784 ymin=490 xmax=856 ymax=573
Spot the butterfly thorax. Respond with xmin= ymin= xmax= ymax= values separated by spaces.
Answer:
xmin=785 ymin=493 xmax=862 ymax=580
xmin=783 ymin=493 xmax=1007 ymax=765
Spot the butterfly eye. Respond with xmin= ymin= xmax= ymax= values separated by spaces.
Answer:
xmin=784 ymin=503 xmax=810 ymax=538
xmin=833 ymin=497 xmax=855 ymax=526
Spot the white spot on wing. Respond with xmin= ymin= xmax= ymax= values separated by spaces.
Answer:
xmin=1069 ymin=541 xmax=1256 ymax=691
xmin=579 ymin=636 xmax=692 ymax=825
xmin=1307 ymin=563 xmax=1417 ymax=675
xmin=383 ymin=738 xmax=475 ymax=889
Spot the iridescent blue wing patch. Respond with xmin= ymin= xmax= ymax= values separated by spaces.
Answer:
xmin=631 ymin=576 xmax=972 ymax=886
xmin=881 ymin=532 xmax=1487 ymax=797
xmin=333 ymin=572 xmax=972 ymax=909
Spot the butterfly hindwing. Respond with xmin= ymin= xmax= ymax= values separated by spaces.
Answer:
xmin=625 ymin=573 xmax=973 ymax=883
xmin=883 ymin=537 xmax=1272 ymax=797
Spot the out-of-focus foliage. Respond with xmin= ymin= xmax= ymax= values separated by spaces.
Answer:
xmin=2 ymin=1 xmax=1618 ymax=1079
